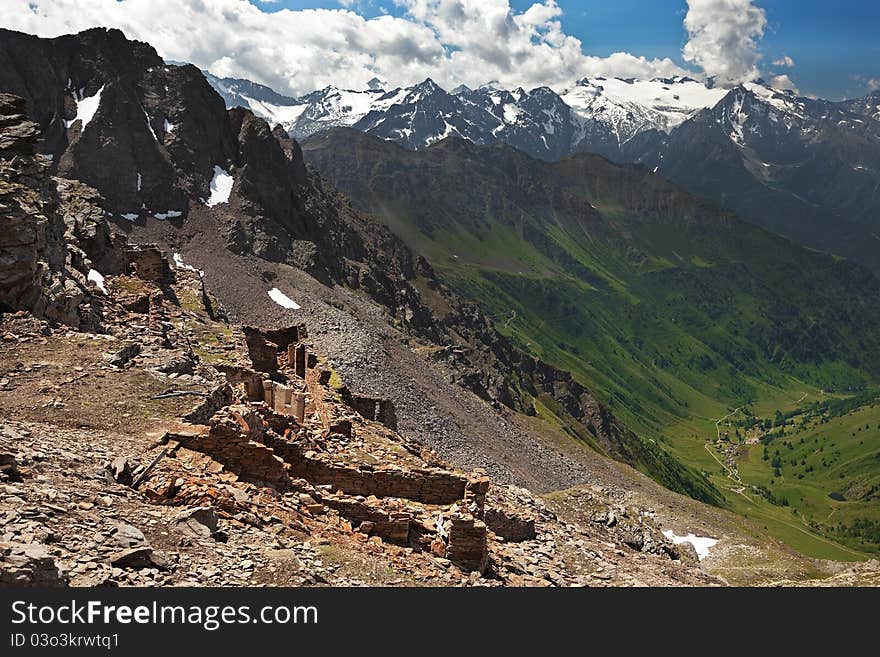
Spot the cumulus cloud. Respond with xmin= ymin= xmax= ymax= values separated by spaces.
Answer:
xmin=772 ymin=55 xmax=794 ymax=68
xmin=868 ymin=78 xmax=880 ymax=93
xmin=682 ymin=0 xmax=767 ymax=86
xmin=7 ymin=0 xmax=790 ymax=95
xmin=769 ymin=74 xmax=798 ymax=93
xmin=3 ymin=0 xmax=689 ymax=96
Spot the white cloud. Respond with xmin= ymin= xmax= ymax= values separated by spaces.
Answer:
xmin=772 ymin=55 xmax=794 ymax=68
xmin=868 ymin=78 xmax=880 ymax=93
xmin=4 ymin=0 xmax=689 ymax=96
xmin=682 ymin=0 xmax=767 ymax=86
xmin=769 ymin=74 xmax=798 ymax=93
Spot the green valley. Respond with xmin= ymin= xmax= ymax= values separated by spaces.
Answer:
xmin=304 ymin=129 xmax=880 ymax=559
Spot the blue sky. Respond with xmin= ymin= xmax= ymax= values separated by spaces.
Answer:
xmin=10 ymin=0 xmax=878 ymax=99
xmin=250 ymin=0 xmax=880 ymax=99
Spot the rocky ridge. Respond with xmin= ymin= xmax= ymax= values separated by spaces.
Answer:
xmin=205 ymin=66 xmax=880 ymax=273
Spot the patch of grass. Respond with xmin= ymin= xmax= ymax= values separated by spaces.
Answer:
xmin=176 ymin=287 xmax=204 ymax=313
xmin=328 ymin=369 xmax=346 ymax=392
xmin=109 ymin=276 xmax=149 ymax=295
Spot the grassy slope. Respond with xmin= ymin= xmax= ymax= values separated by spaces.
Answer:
xmin=304 ymin=131 xmax=880 ymax=559
xmin=728 ymin=396 xmax=880 ymax=556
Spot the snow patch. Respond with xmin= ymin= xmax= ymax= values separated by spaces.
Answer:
xmin=136 ymin=172 xmax=142 ymax=192
xmin=87 ymin=269 xmax=107 ymax=294
xmin=563 ymin=77 xmax=727 ymax=141
xmin=143 ymin=109 xmax=159 ymax=142
xmin=64 ymin=85 xmax=105 ymax=130
xmin=173 ymin=253 xmax=204 ymax=277
xmin=268 ymin=288 xmax=301 ymax=310
xmin=120 ymin=213 xmax=139 ymax=221
xmin=662 ymin=530 xmax=718 ymax=560
xmin=205 ymin=166 xmax=233 ymax=207
xmin=502 ymin=103 xmax=521 ymax=124
xmin=744 ymin=83 xmax=806 ymax=120
xmin=164 ymin=118 xmax=175 ymax=134
xmin=241 ymin=96 xmax=307 ymax=128
xmin=154 ymin=210 xmax=183 ymax=220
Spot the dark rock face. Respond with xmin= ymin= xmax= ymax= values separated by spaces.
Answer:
xmin=0 ymin=27 xmax=237 ymax=217
xmin=356 ymin=79 xmax=497 ymax=151
xmin=0 ymin=93 xmax=90 ymax=326
xmin=0 ymin=28 xmax=446 ymax=339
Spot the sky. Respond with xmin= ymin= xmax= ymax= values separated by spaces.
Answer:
xmin=4 ymin=0 xmax=878 ymax=100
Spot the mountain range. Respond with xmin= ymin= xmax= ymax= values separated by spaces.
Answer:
xmin=206 ymin=71 xmax=880 ymax=274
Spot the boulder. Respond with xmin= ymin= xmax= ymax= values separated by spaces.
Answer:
xmin=108 ymin=546 xmax=167 ymax=570
xmin=175 ymin=506 xmax=219 ymax=539
xmin=0 ymin=541 xmax=67 ymax=587
xmin=105 ymin=456 xmax=134 ymax=486
xmin=103 ymin=342 xmax=141 ymax=368
xmin=113 ymin=522 xmax=147 ymax=548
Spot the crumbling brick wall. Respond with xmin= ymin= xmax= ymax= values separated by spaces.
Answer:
xmin=445 ymin=515 xmax=488 ymax=573
xmin=125 ymin=245 xmax=173 ymax=285
xmin=215 ymin=365 xmax=265 ymax=403
xmin=242 ymin=327 xmax=279 ymax=374
xmin=347 ymin=396 xmax=398 ymax=430
xmin=285 ymin=460 xmax=468 ymax=505
xmin=484 ymin=507 xmax=536 ymax=542
xmin=320 ymin=497 xmax=411 ymax=544
xmin=182 ymin=384 xmax=234 ymax=425
xmin=166 ymin=411 xmax=289 ymax=487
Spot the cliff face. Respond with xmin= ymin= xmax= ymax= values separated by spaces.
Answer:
xmin=0 ymin=93 xmax=89 ymax=326
xmin=0 ymin=27 xmax=230 ymax=215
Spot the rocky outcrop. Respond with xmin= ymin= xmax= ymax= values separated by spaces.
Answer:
xmin=0 ymin=541 xmax=68 ymax=587
xmin=0 ymin=27 xmax=236 ymax=215
xmin=0 ymin=93 xmax=91 ymax=327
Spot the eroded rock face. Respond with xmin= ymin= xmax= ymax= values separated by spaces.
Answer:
xmin=0 ymin=27 xmax=235 ymax=215
xmin=0 ymin=93 xmax=88 ymax=326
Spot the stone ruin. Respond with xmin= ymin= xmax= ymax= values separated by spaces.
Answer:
xmin=151 ymin=323 xmax=507 ymax=573
xmin=347 ymin=395 xmax=398 ymax=431
xmin=124 ymin=245 xmax=175 ymax=286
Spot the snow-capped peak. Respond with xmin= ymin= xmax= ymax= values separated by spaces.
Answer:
xmin=366 ymin=76 xmax=386 ymax=91
xmin=563 ymin=76 xmax=729 ymax=143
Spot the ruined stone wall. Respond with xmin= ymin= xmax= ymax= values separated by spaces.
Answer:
xmin=286 ymin=460 xmax=468 ymax=505
xmin=182 ymin=384 xmax=234 ymax=425
xmin=445 ymin=515 xmax=488 ymax=573
xmin=125 ymin=245 xmax=173 ymax=285
xmin=166 ymin=416 xmax=288 ymax=488
xmin=320 ymin=497 xmax=411 ymax=545
xmin=484 ymin=507 xmax=536 ymax=542
xmin=243 ymin=327 xmax=279 ymax=374
xmin=214 ymin=365 xmax=264 ymax=403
